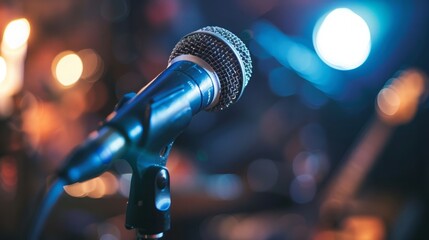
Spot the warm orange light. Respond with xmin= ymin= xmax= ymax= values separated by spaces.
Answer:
xmin=0 ymin=18 xmax=30 ymax=98
xmin=81 ymin=177 xmax=97 ymax=193
xmin=377 ymin=88 xmax=400 ymax=116
xmin=78 ymin=49 xmax=104 ymax=81
xmin=343 ymin=216 xmax=385 ymax=240
xmin=376 ymin=69 xmax=426 ymax=125
xmin=64 ymin=172 xmax=119 ymax=198
xmin=0 ymin=56 xmax=6 ymax=85
xmin=87 ymin=177 xmax=106 ymax=199
xmin=2 ymin=18 xmax=30 ymax=51
xmin=63 ymin=182 xmax=87 ymax=198
xmin=314 ymin=216 xmax=385 ymax=240
xmin=100 ymin=171 xmax=119 ymax=195
xmin=52 ymin=51 xmax=83 ymax=87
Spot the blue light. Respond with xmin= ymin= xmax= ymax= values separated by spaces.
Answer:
xmin=252 ymin=20 xmax=342 ymax=97
xmin=129 ymin=124 xmax=143 ymax=140
xmin=206 ymin=174 xmax=242 ymax=200
xmin=313 ymin=8 xmax=371 ymax=70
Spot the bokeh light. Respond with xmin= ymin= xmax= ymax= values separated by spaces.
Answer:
xmin=119 ymin=173 xmax=132 ymax=197
xmin=205 ymin=174 xmax=243 ymax=200
xmin=314 ymin=8 xmax=371 ymax=70
xmin=0 ymin=57 xmax=6 ymax=85
xmin=52 ymin=51 xmax=83 ymax=87
xmin=343 ymin=216 xmax=385 ymax=240
xmin=376 ymin=69 xmax=426 ymax=125
xmin=252 ymin=20 xmax=342 ymax=97
xmin=0 ymin=18 xmax=30 ymax=99
xmin=289 ymin=174 xmax=316 ymax=204
xmin=97 ymin=222 xmax=122 ymax=240
xmin=64 ymin=172 xmax=119 ymax=198
xmin=78 ymin=49 xmax=104 ymax=82
xmin=2 ymin=18 xmax=31 ymax=50
xmin=293 ymin=152 xmax=321 ymax=177
xmin=376 ymin=88 xmax=400 ymax=116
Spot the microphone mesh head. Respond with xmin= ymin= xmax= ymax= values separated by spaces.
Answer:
xmin=169 ymin=26 xmax=252 ymax=111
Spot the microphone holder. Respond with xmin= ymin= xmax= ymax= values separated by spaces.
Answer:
xmin=124 ymin=142 xmax=172 ymax=240
xmin=113 ymin=89 xmax=195 ymax=239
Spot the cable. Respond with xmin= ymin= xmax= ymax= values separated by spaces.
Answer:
xmin=26 ymin=178 xmax=66 ymax=240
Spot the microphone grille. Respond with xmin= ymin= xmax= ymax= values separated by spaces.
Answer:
xmin=169 ymin=26 xmax=252 ymax=111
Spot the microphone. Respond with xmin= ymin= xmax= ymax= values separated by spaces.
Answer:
xmin=57 ymin=26 xmax=252 ymax=184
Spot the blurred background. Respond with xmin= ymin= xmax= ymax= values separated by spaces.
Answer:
xmin=1 ymin=0 xmax=429 ymax=239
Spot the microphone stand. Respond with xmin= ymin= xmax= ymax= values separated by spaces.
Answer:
xmin=124 ymin=143 xmax=172 ymax=240
xmin=114 ymin=89 xmax=195 ymax=239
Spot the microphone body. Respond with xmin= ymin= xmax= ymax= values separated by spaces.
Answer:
xmin=59 ymin=59 xmax=219 ymax=184
xmin=58 ymin=26 xmax=252 ymax=185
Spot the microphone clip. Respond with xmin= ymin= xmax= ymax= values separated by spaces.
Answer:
xmin=124 ymin=143 xmax=172 ymax=239
xmin=114 ymin=90 xmax=191 ymax=239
